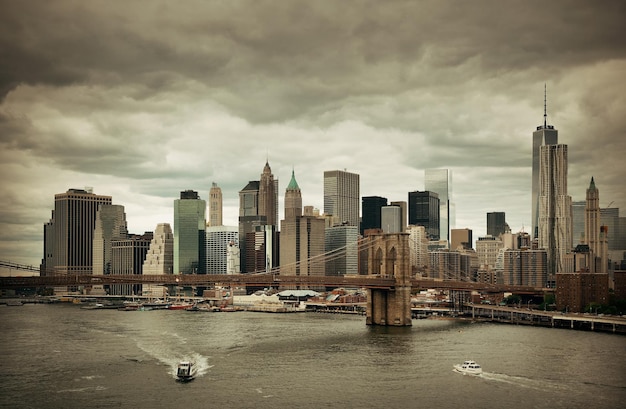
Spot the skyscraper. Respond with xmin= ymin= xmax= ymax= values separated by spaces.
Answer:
xmin=408 ymin=191 xmax=440 ymax=240
xmin=532 ymin=86 xmax=558 ymax=239
xmin=361 ymin=196 xmax=387 ymax=234
xmin=538 ymin=144 xmax=572 ymax=277
xmin=381 ymin=205 xmax=402 ymax=233
xmin=205 ymin=225 xmax=238 ymax=275
xmin=238 ymin=162 xmax=279 ymax=272
xmin=425 ymin=169 xmax=452 ymax=243
xmin=585 ymin=177 xmax=608 ymax=274
xmin=571 ymin=200 xmax=586 ymax=246
xmin=486 ymin=212 xmax=507 ymax=238
xmin=110 ymin=232 xmax=152 ymax=295
xmin=324 ymin=170 xmax=360 ymax=227
xmin=281 ymin=170 xmax=325 ymax=278
xmin=208 ymin=182 xmax=223 ymax=227
xmin=92 ymin=204 xmax=128 ymax=275
xmin=44 ymin=188 xmax=112 ymax=276
xmin=142 ymin=223 xmax=174 ymax=297
xmin=174 ymin=190 xmax=206 ymax=275
xmin=325 ymin=224 xmax=359 ymax=276
xmin=258 ymin=161 xmax=279 ymax=228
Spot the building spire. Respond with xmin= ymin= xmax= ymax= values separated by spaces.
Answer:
xmin=543 ymin=83 xmax=548 ymax=128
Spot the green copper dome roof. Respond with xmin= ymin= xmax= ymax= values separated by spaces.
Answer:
xmin=287 ymin=169 xmax=300 ymax=191
xmin=589 ymin=176 xmax=596 ymax=190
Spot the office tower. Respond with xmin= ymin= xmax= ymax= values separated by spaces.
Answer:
xmin=281 ymin=170 xmax=325 ymax=278
xmin=486 ymin=212 xmax=507 ymax=238
xmin=429 ymin=250 xmax=460 ymax=280
xmin=208 ymin=182 xmax=223 ymax=227
xmin=381 ymin=205 xmax=402 ymax=233
xmin=390 ymin=201 xmax=407 ymax=232
xmin=92 ymin=205 xmax=128 ymax=275
xmin=325 ymin=224 xmax=359 ymax=276
xmin=538 ymin=144 xmax=573 ymax=277
xmin=585 ymin=178 xmax=600 ymax=258
xmin=174 ymin=190 xmax=206 ymax=275
xmin=571 ymin=201 xmax=586 ymax=246
xmin=476 ymin=235 xmax=503 ymax=270
xmin=205 ymin=226 xmax=238 ymax=274
xmin=258 ymin=161 xmax=279 ymax=228
xmin=142 ymin=223 xmax=174 ymax=298
xmin=451 ymin=228 xmax=473 ymax=251
xmin=361 ymin=196 xmax=387 ymax=234
xmin=407 ymin=225 xmax=429 ymax=275
xmin=425 ymin=169 xmax=452 ymax=243
xmin=238 ymin=162 xmax=279 ymax=272
xmin=43 ymin=188 xmax=112 ymax=276
xmin=324 ymin=170 xmax=360 ymax=227
xmin=600 ymin=208 xmax=620 ymax=250
xmin=245 ymin=225 xmax=279 ymax=273
xmin=408 ymin=191 xmax=440 ymax=240
xmin=532 ymin=87 xmax=559 ymax=239
xmin=502 ymin=248 xmax=547 ymax=286
xmin=109 ymin=233 xmax=152 ymax=295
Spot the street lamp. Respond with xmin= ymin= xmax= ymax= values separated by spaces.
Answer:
xmin=527 ymin=300 xmax=532 ymax=310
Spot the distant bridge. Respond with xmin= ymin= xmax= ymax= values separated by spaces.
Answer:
xmin=0 ymin=270 xmax=548 ymax=295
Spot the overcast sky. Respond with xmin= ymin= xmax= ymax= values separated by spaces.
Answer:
xmin=1 ymin=1 xmax=625 ymax=270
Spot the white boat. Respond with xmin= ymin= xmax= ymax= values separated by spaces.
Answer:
xmin=453 ymin=360 xmax=483 ymax=375
xmin=176 ymin=361 xmax=197 ymax=382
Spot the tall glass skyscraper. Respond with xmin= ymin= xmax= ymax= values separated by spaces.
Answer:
xmin=424 ymin=169 xmax=452 ymax=242
xmin=408 ymin=191 xmax=440 ymax=240
xmin=174 ymin=190 xmax=206 ymax=275
xmin=324 ymin=170 xmax=360 ymax=228
xmin=532 ymin=87 xmax=558 ymax=239
xmin=361 ymin=196 xmax=387 ymax=234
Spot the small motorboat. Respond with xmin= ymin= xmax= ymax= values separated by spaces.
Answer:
xmin=453 ymin=360 xmax=483 ymax=376
xmin=176 ymin=361 xmax=197 ymax=382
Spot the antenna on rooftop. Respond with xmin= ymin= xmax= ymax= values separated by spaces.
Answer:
xmin=543 ymin=83 xmax=548 ymax=128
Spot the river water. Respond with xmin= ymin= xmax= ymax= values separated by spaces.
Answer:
xmin=1 ymin=303 xmax=624 ymax=409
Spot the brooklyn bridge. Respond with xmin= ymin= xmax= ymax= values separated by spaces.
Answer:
xmin=0 ymin=233 xmax=551 ymax=326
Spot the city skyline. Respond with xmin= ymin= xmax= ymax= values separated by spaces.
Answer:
xmin=1 ymin=2 xmax=625 ymax=269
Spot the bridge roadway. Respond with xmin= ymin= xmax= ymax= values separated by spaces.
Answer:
xmin=0 ymin=273 xmax=550 ymax=295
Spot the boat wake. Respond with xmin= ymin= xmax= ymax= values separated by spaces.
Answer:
xmin=132 ymin=333 xmax=213 ymax=380
xmin=480 ymin=372 xmax=570 ymax=392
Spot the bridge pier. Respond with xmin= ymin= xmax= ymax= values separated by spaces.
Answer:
xmin=365 ymin=233 xmax=412 ymax=326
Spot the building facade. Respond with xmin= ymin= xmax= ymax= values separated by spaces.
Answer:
xmin=281 ymin=170 xmax=325 ymax=279
xmin=142 ymin=223 xmax=174 ymax=298
xmin=502 ymin=248 xmax=547 ymax=286
xmin=407 ymin=225 xmax=429 ymax=276
xmin=425 ymin=169 xmax=452 ymax=243
xmin=408 ymin=191 xmax=440 ymax=241
xmin=174 ymin=190 xmax=206 ymax=275
xmin=323 ymin=170 xmax=360 ymax=228
xmin=381 ymin=205 xmax=402 ymax=234
xmin=538 ymin=144 xmax=573 ymax=278
xmin=109 ymin=233 xmax=153 ymax=295
xmin=451 ymin=228 xmax=473 ymax=251
xmin=476 ymin=235 xmax=503 ymax=270
xmin=92 ymin=204 xmax=128 ymax=276
xmin=325 ymin=224 xmax=359 ymax=276
xmin=361 ymin=196 xmax=387 ymax=235
xmin=208 ymin=182 xmax=223 ymax=227
xmin=43 ymin=188 xmax=113 ymax=276
xmin=205 ymin=225 xmax=239 ymax=275
xmin=486 ymin=212 xmax=507 ymax=238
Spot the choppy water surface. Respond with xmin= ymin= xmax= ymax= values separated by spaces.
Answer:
xmin=1 ymin=304 xmax=624 ymax=409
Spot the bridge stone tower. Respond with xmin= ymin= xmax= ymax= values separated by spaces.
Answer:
xmin=365 ymin=232 xmax=412 ymax=326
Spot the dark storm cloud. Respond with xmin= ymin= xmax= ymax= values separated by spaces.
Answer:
xmin=2 ymin=1 xmax=624 ymax=123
